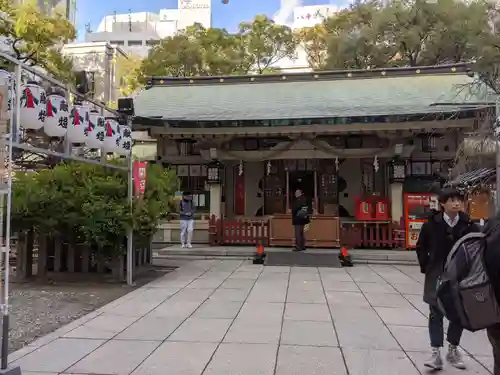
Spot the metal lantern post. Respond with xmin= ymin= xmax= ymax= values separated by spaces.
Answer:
xmin=496 ymin=99 xmax=500 ymax=210
xmin=0 ymin=51 xmax=135 ymax=374
xmin=126 ymin=117 xmax=134 ymax=287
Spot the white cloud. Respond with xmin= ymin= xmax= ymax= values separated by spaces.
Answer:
xmin=273 ymin=0 xmax=303 ymax=26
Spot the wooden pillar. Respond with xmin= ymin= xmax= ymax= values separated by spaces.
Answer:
xmin=53 ymin=239 xmax=62 ymax=272
xmin=81 ymin=245 xmax=90 ymax=273
xmin=285 ymin=169 xmax=290 ymax=213
xmin=67 ymin=243 xmax=75 ymax=272
xmin=157 ymin=135 xmax=164 ymax=161
xmin=15 ymin=232 xmax=26 ymax=280
xmin=37 ymin=234 xmax=47 ymax=278
xmin=314 ymin=170 xmax=319 ymax=214
xmin=26 ymin=230 xmax=33 ymax=277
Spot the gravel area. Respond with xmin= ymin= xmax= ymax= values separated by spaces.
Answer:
xmin=5 ymin=265 xmax=175 ymax=353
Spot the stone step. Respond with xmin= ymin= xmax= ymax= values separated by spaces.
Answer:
xmin=152 ymin=246 xmax=418 ymax=266
xmin=264 ymin=251 xmax=342 ymax=268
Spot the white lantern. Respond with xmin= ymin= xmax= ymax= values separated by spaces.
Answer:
xmin=85 ymin=110 xmax=105 ymax=149
xmin=20 ymin=81 xmax=46 ymax=130
xmin=44 ymin=90 xmax=69 ymax=137
xmin=117 ymin=125 xmax=132 ymax=156
xmin=102 ymin=117 xmax=120 ymax=153
xmin=67 ymin=104 xmax=89 ymax=144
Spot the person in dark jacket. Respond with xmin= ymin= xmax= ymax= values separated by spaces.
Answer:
xmin=416 ymin=188 xmax=479 ymax=370
xmin=291 ymin=188 xmax=310 ymax=252
xmin=483 ymin=216 xmax=500 ymax=375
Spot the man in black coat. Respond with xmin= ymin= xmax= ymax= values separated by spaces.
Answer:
xmin=483 ymin=216 xmax=500 ymax=375
xmin=416 ymin=188 xmax=479 ymax=370
xmin=291 ymin=188 xmax=310 ymax=252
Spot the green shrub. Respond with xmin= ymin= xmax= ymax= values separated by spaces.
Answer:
xmin=12 ymin=161 xmax=177 ymax=258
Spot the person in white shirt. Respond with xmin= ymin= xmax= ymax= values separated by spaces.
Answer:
xmin=179 ymin=191 xmax=196 ymax=248
xmin=416 ymin=188 xmax=479 ymax=371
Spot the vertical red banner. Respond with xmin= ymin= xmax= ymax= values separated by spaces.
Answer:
xmin=133 ymin=161 xmax=147 ymax=196
xmin=234 ymin=172 xmax=245 ymax=215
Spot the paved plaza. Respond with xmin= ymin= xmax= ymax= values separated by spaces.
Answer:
xmin=9 ymin=260 xmax=494 ymax=375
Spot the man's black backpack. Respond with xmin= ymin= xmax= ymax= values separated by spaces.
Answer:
xmin=436 ymin=232 xmax=500 ymax=332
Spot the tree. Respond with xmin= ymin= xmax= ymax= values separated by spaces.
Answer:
xmin=295 ymin=0 xmax=494 ymax=71
xmin=115 ymin=53 xmax=143 ymax=97
xmin=184 ymin=24 xmax=252 ymax=75
xmin=138 ymin=16 xmax=298 ymax=78
xmin=0 ymin=0 xmax=76 ymax=82
xmin=295 ymin=24 xmax=329 ymax=70
xmin=141 ymin=34 xmax=204 ymax=78
xmin=380 ymin=0 xmax=489 ymax=66
xmin=139 ymin=23 xmax=251 ymax=79
xmin=140 ymin=23 xmax=248 ymax=78
xmin=323 ymin=0 xmax=397 ymax=70
xmin=239 ymin=15 xmax=298 ymax=74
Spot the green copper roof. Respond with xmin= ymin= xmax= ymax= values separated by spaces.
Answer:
xmin=134 ymin=72 xmax=490 ymax=121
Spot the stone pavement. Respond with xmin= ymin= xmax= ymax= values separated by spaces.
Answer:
xmin=9 ymin=260 xmax=494 ymax=375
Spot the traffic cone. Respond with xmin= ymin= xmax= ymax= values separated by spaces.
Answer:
xmin=253 ymin=240 xmax=266 ymax=264
xmin=339 ymin=246 xmax=353 ymax=267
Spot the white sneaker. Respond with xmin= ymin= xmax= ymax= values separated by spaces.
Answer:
xmin=447 ymin=345 xmax=466 ymax=369
xmin=187 ymin=244 xmax=193 ymax=248
xmin=181 ymin=244 xmax=186 ymax=248
xmin=424 ymin=347 xmax=443 ymax=370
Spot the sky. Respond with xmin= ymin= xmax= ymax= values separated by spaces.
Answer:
xmin=76 ymin=0 xmax=342 ymax=39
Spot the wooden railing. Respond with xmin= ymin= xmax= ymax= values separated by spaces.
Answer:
xmin=208 ymin=216 xmax=270 ymax=246
xmin=340 ymin=220 xmax=405 ymax=249
xmin=209 ymin=216 xmax=407 ymax=249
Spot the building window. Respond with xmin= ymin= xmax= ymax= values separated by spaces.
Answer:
xmin=146 ymin=40 xmax=160 ymax=46
xmin=127 ymin=40 xmax=143 ymax=46
xmin=176 ymin=140 xmax=200 ymax=156
xmin=176 ymin=165 xmax=209 ymax=212
xmin=110 ymin=40 xmax=124 ymax=45
xmin=421 ymin=135 xmax=437 ymax=152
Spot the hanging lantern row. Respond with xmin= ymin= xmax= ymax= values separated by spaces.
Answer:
xmin=0 ymin=70 xmax=132 ymax=156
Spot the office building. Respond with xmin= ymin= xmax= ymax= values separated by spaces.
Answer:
xmin=85 ymin=0 xmax=212 ymax=57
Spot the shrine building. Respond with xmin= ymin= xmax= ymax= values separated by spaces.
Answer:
xmin=132 ymin=63 xmax=492 ymax=249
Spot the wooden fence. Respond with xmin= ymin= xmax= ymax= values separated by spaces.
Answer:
xmin=14 ymin=231 xmax=153 ymax=281
xmin=208 ymin=216 xmax=269 ymax=246
xmin=340 ymin=220 xmax=406 ymax=249
xmin=209 ymin=216 xmax=407 ymax=249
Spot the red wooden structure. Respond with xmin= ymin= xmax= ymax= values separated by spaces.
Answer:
xmin=340 ymin=219 xmax=406 ymax=249
xmin=209 ymin=216 xmax=270 ymax=246
xmin=209 ymin=216 xmax=406 ymax=249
